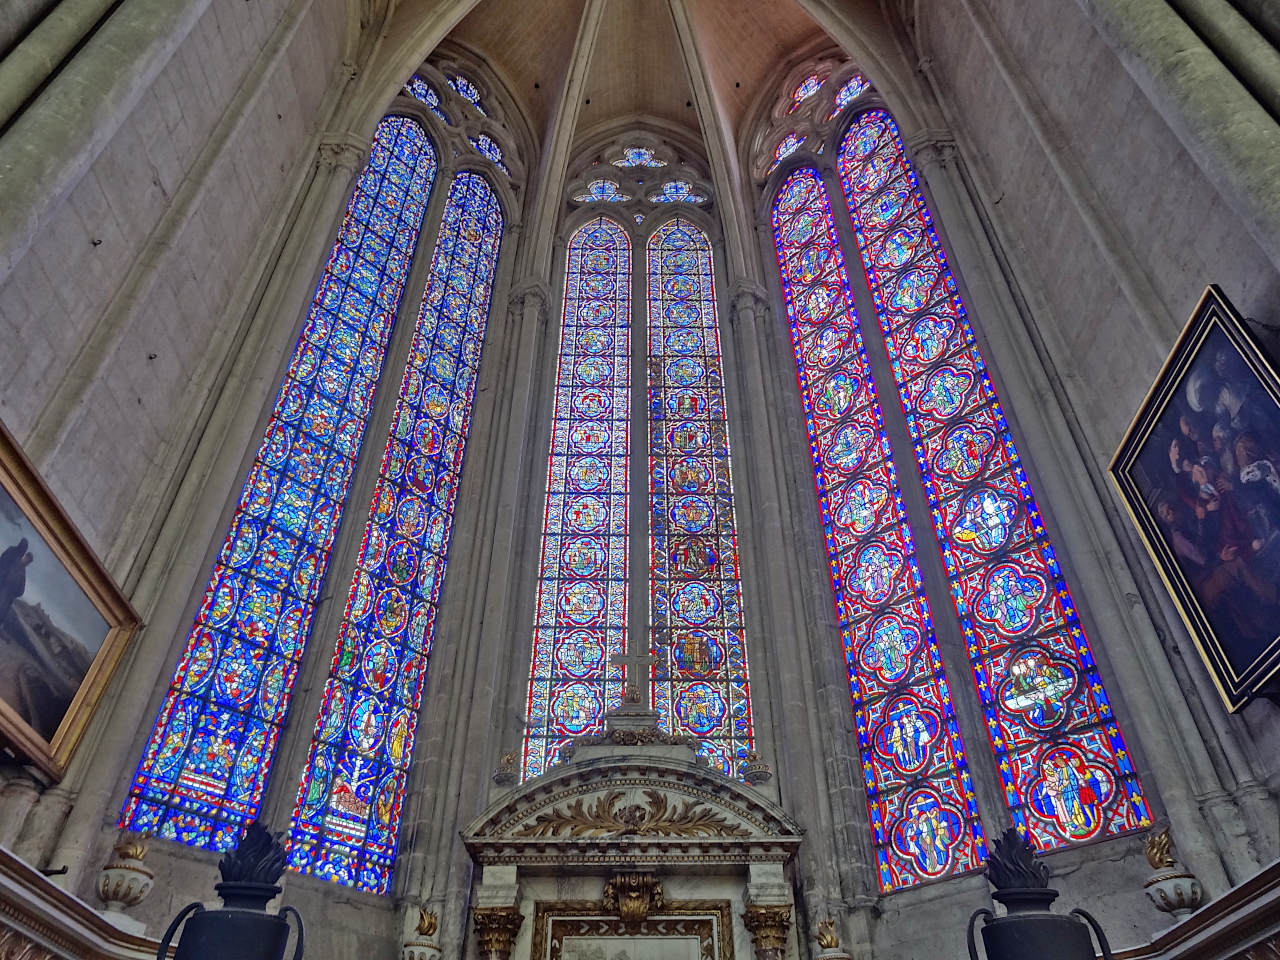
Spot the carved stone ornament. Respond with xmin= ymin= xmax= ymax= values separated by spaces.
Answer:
xmin=741 ymin=752 xmax=773 ymax=787
xmin=473 ymin=906 xmax=523 ymax=959
xmin=558 ymin=725 xmax=699 ymax=761
xmin=463 ymin=755 xmax=803 ymax=870
xmin=742 ymin=904 xmax=792 ymax=952
xmin=512 ymin=789 xmax=751 ymax=839
xmin=493 ymin=751 xmax=518 ymax=787
xmin=602 ymin=874 xmax=664 ymax=924
xmin=94 ymin=834 xmax=154 ymax=912
xmin=1142 ymin=827 xmax=1204 ymax=919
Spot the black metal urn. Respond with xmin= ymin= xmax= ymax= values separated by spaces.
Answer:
xmin=967 ymin=829 xmax=1113 ymax=960
xmin=157 ymin=821 xmax=304 ymax=960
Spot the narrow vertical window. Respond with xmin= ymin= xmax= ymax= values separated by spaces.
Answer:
xmin=287 ymin=173 xmax=502 ymax=892
xmin=647 ymin=219 xmax=754 ymax=775
xmin=837 ymin=110 xmax=1150 ymax=849
xmin=522 ymin=217 xmax=631 ymax=779
xmin=771 ymin=169 xmax=985 ymax=890
xmin=121 ymin=118 xmax=438 ymax=848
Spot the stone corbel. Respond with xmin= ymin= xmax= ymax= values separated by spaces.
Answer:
xmin=904 ymin=128 xmax=958 ymax=175
xmin=472 ymin=906 xmax=523 ymax=960
xmin=317 ymin=131 xmax=372 ymax=176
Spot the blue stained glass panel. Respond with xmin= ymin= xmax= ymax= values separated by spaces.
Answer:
xmin=287 ymin=172 xmax=503 ymax=893
xmin=405 ymin=77 xmax=449 ymax=124
xmin=522 ymin=217 xmax=631 ymax=779
xmin=121 ymin=117 xmax=438 ymax=850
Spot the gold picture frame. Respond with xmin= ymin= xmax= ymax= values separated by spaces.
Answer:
xmin=1111 ymin=285 xmax=1280 ymax=711
xmin=0 ymin=419 xmax=138 ymax=777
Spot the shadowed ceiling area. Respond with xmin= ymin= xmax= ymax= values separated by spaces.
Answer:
xmin=444 ymin=0 xmax=828 ymax=151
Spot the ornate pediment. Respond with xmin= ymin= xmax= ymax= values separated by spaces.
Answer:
xmin=463 ymin=750 xmax=802 ymax=868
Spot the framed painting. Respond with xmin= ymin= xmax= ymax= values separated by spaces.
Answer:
xmin=1112 ymin=285 xmax=1280 ymax=710
xmin=0 ymin=420 xmax=138 ymax=777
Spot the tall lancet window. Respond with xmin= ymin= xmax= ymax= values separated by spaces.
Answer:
xmin=121 ymin=117 xmax=438 ymax=848
xmin=772 ymin=171 xmax=983 ymax=890
xmin=288 ymin=173 xmax=503 ymax=893
xmin=763 ymin=68 xmax=1149 ymax=893
xmin=835 ymin=110 xmax=1149 ymax=850
xmin=647 ymin=220 xmax=753 ymax=773
xmin=523 ymin=180 xmax=756 ymax=778
xmin=523 ymin=217 xmax=631 ymax=779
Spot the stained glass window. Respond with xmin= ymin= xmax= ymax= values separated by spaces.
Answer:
xmin=470 ymin=134 xmax=509 ymax=174
xmin=770 ymin=169 xmax=985 ymax=890
xmin=574 ymin=179 xmax=632 ymax=203
xmin=648 ymin=181 xmax=707 ymax=204
xmin=835 ymin=110 xmax=1149 ymax=850
xmin=829 ymin=75 xmax=870 ymax=119
xmin=522 ymin=217 xmax=631 ymax=779
xmin=770 ymin=133 xmax=804 ymax=173
xmin=614 ymin=146 xmax=666 ymax=168
xmin=287 ymin=172 xmax=502 ymax=893
xmin=647 ymin=219 xmax=754 ymax=775
xmin=121 ymin=117 xmax=439 ymax=850
xmin=405 ymin=77 xmax=449 ymax=124
xmin=789 ymin=74 xmax=825 ymax=112
xmin=448 ymin=74 xmax=487 ymax=115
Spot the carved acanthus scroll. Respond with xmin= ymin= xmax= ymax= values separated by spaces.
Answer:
xmin=511 ymin=789 xmax=751 ymax=839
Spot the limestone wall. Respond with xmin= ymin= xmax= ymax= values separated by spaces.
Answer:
xmin=0 ymin=0 xmax=347 ymax=566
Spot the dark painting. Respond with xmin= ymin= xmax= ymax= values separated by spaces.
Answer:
xmin=1113 ymin=286 xmax=1280 ymax=709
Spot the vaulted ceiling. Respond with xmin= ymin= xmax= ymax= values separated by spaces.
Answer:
xmin=448 ymin=0 xmax=829 ymax=149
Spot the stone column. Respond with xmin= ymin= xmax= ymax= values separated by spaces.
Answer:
xmin=0 ymin=770 xmax=42 ymax=848
xmin=1072 ymin=0 xmax=1280 ymax=270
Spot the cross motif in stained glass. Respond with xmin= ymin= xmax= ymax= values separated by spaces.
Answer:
xmin=649 ymin=181 xmax=707 ymax=204
xmin=829 ymin=75 xmax=871 ymax=119
xmin=614 ymin=146 xmax=666 ymax=168
xmin=405 ymin=76 xmax=449 ymax=124
xmin=788 ymin=74 xmax=825 ymax=112
xmin=573 ymin=180 xmax=632 ymax=203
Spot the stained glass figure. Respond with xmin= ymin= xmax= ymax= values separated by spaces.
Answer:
xmin=829 ymin=75 xmax=870 ymax=119
xmin=286 ymin=172 xmax=502 ymax=892
xmin=836 ymin=110 xmax=1150 ymax=850
xmin=648 ymin=181 xmax=707 ymax=204
xmin=405 ymin=76 xmax=449 ymax=124
xmin=121 ymin=117 xmax=439 ymax=850
xmin=770 ymin=168 xmax=985 ymax=891
xmin=788 ymin=74 xmax=825 ymax=112
xmin=470 ymin=134 xmax=509 ymax=174
xmin=573 ymin=179 xmax=632 ymax=203
xmin=614 ymin=146 xmax=666 ymax=168
xmin=448 ymin=73 xmax=487 ymax=115
xmin=769 ymin=133 xmax=805 ymax=173
xmin=522 ymin=217 xmax=631 ymax=779
xmin=647 ymin=219 xmax=754 ymax=776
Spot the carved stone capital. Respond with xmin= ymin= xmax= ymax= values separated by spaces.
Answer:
xmin=730 ymin=282 xmax=771 ymax=328
xmin=905 ymin=128 xmax=958 ymax=172
xmin=317 ymin=132 xmax=371 ymax=175
xmin=507 ymin=278 xmax=551 ymax=324
xmin=602 ymin=873 xmax=664 ymax=924
xmin=742 ymin=904 xmax=792 ymax=956
xmin=473 ymin=906 xmax=523 ymax=960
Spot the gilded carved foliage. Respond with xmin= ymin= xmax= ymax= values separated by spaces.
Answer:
xmin=602 ymin=874 xmax=664 ymax=924
xmin=511 ymin=790 xmax=751 ymax=839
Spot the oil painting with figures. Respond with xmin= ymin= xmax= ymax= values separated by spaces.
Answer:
xmin=1113 ymin=285 xmax=1280 ymax=710
xmin=0 ymin=423 xmax=136 ymax=777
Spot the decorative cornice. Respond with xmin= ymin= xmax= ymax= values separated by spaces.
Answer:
xmin=511 ymin=788 xmax=751 ymax=839
xmin=742 ymin=904 xmax=792 ymax=951
xmin=559 ymin=725 xmax=699 ymax=759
